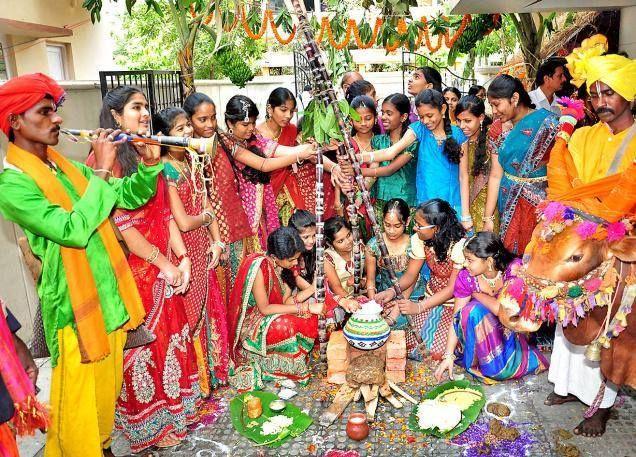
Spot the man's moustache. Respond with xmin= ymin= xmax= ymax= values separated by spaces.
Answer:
xmin=596 ymin=108 xmax=615 ymax=115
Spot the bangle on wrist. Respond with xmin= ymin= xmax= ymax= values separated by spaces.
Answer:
xmin=142 ymin=158 xmax=160 ymax=167
xmin=145 ymin=245 xmax=160 ymax=264
xmin=461 ymin=215 xmax=473 ymax=223
xmin=94 ymin=168 xmax=112 ymax=177
xmin=417 ymin=300 xmax=423 ymax=314
xmin=213 ymin=240 xmax=227 ymax=251
xmin=177 ymin=252 xmax=189 ymax=263
xmin=443 ymin=351 xmax=456 ymax=361
xmin=483 ymin=214 xmax=495 ymax=222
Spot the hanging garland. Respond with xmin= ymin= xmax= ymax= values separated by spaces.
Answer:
xmin=196 ymin=6 xmax=480 ymax=54
xmin=268 ymin=12 xmax=296 ymax=45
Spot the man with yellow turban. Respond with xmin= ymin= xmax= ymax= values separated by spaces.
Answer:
xmin=545 ymin=35 xmax=636 ymax=438
xmin=0 ymin=73 xmax=162 ymax=456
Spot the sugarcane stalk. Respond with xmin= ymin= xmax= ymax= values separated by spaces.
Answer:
xmin=285 ymin=0 xmax=426 ymax=353
xmin=314 ymin=146 xmax=327 ymax=363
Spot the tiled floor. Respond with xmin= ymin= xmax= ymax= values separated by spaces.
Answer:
xmin=23 ymin=354 xmax=636 ymax=457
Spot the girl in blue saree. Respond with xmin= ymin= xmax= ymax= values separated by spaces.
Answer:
xmin=482 ymin=75 xmax=559 ymax=255
xmin=434 ymin=232 xmax=548 ymax=384
xmin=357 ymin=89 xmax=473 ymax=232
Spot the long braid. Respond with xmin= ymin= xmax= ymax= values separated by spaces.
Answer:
xmin=442 ymin=105 xmax=462 ymax=164
xmin=473 ymin=117 xmax=493 ymax=177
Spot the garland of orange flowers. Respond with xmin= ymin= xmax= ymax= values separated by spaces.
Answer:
xmin=241 ymin=6 xmax=269 ymax=40
xmin=268 ymin=13 xmax=297 ymax=45
xmin=353 ymin=18 xmax=383 ymax=49
xmin=205 ymin=7 xmax=474 ymax=53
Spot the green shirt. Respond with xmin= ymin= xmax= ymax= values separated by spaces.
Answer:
xmin=370 ymin=134 xmax=418 ymax=207
xmin=0 ymin=158 xmax=163 ymax=365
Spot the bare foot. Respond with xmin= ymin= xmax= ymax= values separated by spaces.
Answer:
xmin=156 ymin=432 xmax=182 ymax=448
xmin=573 ymin=408 xmax=611 ymax=437
xmin=544 ymin=391 xmax=579 ymax=406
xmin=103 ymin=448 xmax=115 ymax=457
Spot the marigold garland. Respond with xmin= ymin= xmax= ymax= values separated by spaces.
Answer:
xmin=231 ymin=8 xmax=475 ymax=53
xmin=353 ymin=18 xmax=383 ymax=49
xmin=241 ymin=6 xmax=269 ymax=40
xmin=268 ymin=14 xmax=297 ymax=45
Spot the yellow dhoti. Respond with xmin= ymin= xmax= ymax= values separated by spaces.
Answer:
xmin=45 ymin=326 xmax=125 ymax=457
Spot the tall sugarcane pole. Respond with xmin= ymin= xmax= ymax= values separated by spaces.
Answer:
xmin=285 ymin=0 xmax=427 ymax=356
xmin=314 ymin=147 xmax=328 ymax=364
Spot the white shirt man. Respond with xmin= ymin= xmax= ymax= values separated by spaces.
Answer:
xmin=529 ymin=57 xmax=568 ymax=114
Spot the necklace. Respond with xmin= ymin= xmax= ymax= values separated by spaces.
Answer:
xmin=266 ymin=120 xmax=282 ymax=141
xmin=354 ymin=134 xmax=372 ymax=153
xmin=480 ymin=270 xmax=502 ymax=293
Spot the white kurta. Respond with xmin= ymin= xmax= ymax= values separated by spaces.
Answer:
xmin=548 ymin=325 xmax=618 ymax=408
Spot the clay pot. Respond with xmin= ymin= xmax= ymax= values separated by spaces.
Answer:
xmin=346 ymin=412 xmax=369 ymax=441
xmin=343 ymin=300 xmax=390 ymax=350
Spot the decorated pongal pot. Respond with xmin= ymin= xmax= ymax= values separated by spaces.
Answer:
xmin=343 ymin=300 xmax=391 ymax=350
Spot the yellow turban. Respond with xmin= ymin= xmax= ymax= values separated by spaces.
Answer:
xmin=566 ymin=34 xmax=636 ymax=101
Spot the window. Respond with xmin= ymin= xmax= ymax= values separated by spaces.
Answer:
xmin=46 ymin=44 xmax=67 ymax=80
xmin=0 ymin=45 xmax=7 ymax=80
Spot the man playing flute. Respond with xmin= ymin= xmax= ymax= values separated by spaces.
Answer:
xmin=0 ymin=73 xmax=163 ymax=457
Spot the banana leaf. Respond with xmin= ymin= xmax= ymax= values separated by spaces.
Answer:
xmin=230 ymin=391 xmax=313 ymax=448
xmin=408 ymin=380 xmax=486 ymax=439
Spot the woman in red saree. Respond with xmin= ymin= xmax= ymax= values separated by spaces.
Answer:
xmin=154 ymin=107 xmax=229 ymax=393
xmin=258 ymin=87 xmax=335 ymax=225
xmin=227 ymin=227 xmax=323 ymax=391
xmin=93 ymin=87 xmax=200 ymax=451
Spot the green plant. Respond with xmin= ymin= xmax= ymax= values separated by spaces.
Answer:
xmin=300 ymin=99 xmax=360 ymax=145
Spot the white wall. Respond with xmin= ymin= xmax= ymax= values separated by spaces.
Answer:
xmin=619 ymin=6 xmax=636 ymax=57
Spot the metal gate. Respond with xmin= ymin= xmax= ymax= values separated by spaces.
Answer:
xmin=98 ymin=70 xmax=183 ymax=116
xmin=293 ymin=49 xmax=313 ymax=109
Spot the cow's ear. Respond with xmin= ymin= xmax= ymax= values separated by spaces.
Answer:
xmin=609 ymin=235 xmax=636 ymax=262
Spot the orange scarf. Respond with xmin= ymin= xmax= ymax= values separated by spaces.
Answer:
xmin=548 ymin=136 xmax=636 ymax=222
xmin=6 ymin=143 xmax=145 ymax=362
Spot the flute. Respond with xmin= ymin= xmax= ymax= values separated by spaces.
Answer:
xmin=60 ymin=128 xmax=217 ymax=155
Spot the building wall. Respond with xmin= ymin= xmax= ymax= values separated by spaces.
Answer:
xmin=619 ymin=6 xmax=636 ymax=57
xmin=0 ymin=0 xmax=115 ymax=79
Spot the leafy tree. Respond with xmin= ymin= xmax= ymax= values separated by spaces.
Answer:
xmin=84 ymin=0 xmax=225 ymax=95
xmin=113 ymin=2 xmax=265 ymax=82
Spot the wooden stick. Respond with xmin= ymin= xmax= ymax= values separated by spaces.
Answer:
xmin=314 ymin=147 xmax=327 ymax=364
xmin=319 ymin=384 xmax=356 ymax=427
xmin=388 ymin=381 xmax=418 ymax=405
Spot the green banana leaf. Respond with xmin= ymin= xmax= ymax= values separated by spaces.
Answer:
xmin=408 ymin=380 xmax=486 ymax=439
xmin=230 ymin=391 xmax=313 ymax=448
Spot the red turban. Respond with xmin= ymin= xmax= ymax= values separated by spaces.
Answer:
xmin=0 ymin=73 xmax=65 ymax=136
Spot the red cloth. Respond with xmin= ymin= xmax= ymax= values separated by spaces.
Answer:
xmin=113 ymin=177 xmax=201 ymax=452
xmin=0 ymin=73 xmax=65 ymax=136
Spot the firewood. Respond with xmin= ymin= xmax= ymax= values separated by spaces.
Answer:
xmin=366 ymin=385 xmax=380 ymax=421
xmin=319 ymin=384 xmax=356 ymax=427
xmin=388 ymin=381 xmax=417 ymax=405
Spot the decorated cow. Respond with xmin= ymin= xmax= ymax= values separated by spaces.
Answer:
xmin=497 ymin=201 xmax=635 ymax=389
